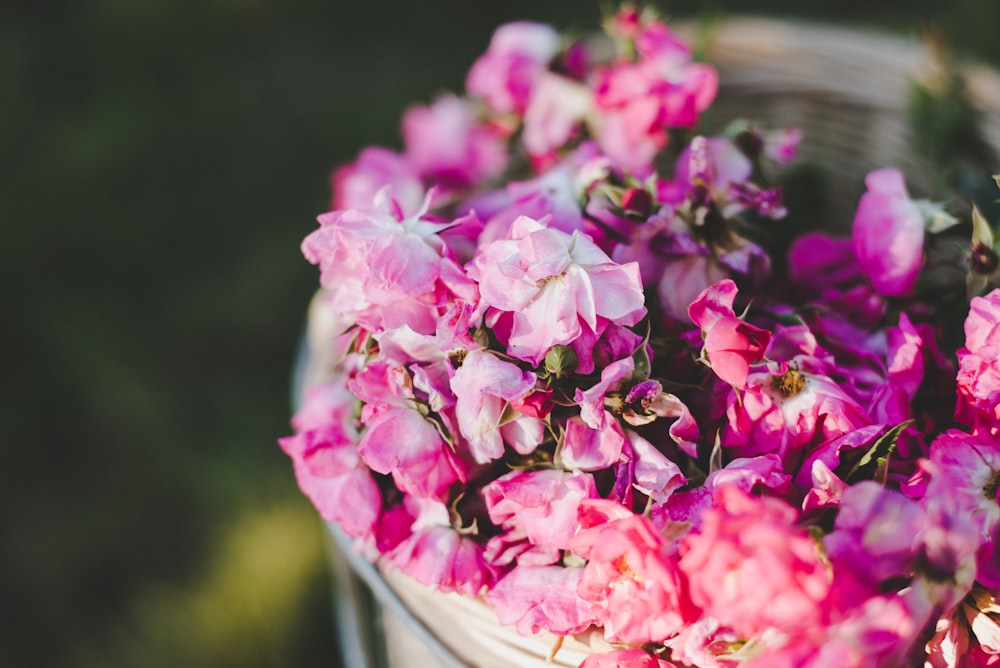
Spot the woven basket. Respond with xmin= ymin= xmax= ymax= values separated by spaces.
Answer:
xmin=297 ymin=16 xmax=1000 ymax=668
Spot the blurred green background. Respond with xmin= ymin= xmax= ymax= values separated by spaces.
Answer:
xmin=5 ymin=1 xmax=1000 ymax=666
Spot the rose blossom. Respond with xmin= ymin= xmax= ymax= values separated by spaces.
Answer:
xmin=401 ymin=94 xmax=507 ymax=190
xmin=466 ymin=21 xmax=561 ymax=115
xmin=688 ymin=279 xmax=770 ymax=389
xmin=485 ymin=565 xmax=597 ymax=636
xmin=570 ymin=499 xmax=697 ymax=644
xmin=384 ymin=497 xmax=495 ymax=597
xmin=483 ymin=468 xmax=597 ymax=565
xmin=679 ymin=485 xmax=832 ymax=641
xmin=851 ymin=167 xmax=924 ymax=297
xmin=469 ymin=215 xmax=645 ymax=364
xmin=450 ymin=350 xmax=541 ymax=463
xmin=956 ymin=289 xmax=1000 ymax=431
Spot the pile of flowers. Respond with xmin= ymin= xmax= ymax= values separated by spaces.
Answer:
xmin=281 ymin=7 xmax=1000 ymax=667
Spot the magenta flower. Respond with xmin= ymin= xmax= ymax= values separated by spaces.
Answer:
xmin=956 ymin=289 xmax=1000 ymax=430
xmin=469 ymin=215 xmax=646 ymax=364
xmin=851 ymin=168 xmax=924 ymax=297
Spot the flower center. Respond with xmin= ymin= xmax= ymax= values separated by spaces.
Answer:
xmin=772 ymin=368 xmax=806 ymax=397
xmin=984 ymin=468 xmax=1000 ymax=502
xmin=970 ymin=243 xmax=1000 ymax=275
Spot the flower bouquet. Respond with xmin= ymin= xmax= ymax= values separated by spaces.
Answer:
xmin=282 ymin=7 xmax=1000 ymax=667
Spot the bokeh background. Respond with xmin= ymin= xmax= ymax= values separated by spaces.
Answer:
xmin=6 ymin=1 xmax=1000 ymax=666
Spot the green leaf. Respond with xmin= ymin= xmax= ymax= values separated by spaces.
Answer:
xmin=847 ymin=421 xmax=912 ymax=483
xmin=544 ymin=345 xmax=578 ymax=379
xmin=630 ymin=319 xmax=652 ymax=382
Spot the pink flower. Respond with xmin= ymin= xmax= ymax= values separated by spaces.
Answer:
xmin=279 ymin=425 xmax=381 ymax=538
xmin=570 ymin=500 xmax=698 ymax=644
xmin=350 ymin=361 xmax=466 ymax=500
xmin=851 ymin=168 xmax=924 ymax=297
xmin=469 ymin=215 xmax=646 ymax=364
xmin=723 ymin=356 xmax=872 ymax=466
xmin=331 ymin=146 xmax=423 ymax=214
xmin=483 ymin=469 xmax=597 ymax=566
xmin=279 ymin=386 xmax=380 ymax=539
xmin=594 ymin=16 xmax=718 ymax=175
xmin=402 ymin=94 xmax=507 ymax=189
xmin=926 ymin=589 xmax=1000 ymax=668
xmin=301 ymin=189 xmax=469 ymax=335
xmin=485 ymin=565 xmax=597 ymax=636
xmin=466 ymin=21 xmax=561 ymax=115
xmin=956 ymin=289 xmax=1000 ymax=430
xmin=579 ymin=649 xmax=677 ymax=668
xmin=561 ymin=415 xmax=627 ymax=471
xmin=924 ymin=429 xmax=1000 ymax=585
xmin=659 ymin=454 xmax=790 ymax=526
xmin=868 ymin=313 xmax=926 ymax=424
xmin=678 ymin=486 xmax=832 ymax=640
xmin=626 ymin=431 xmax=687 ymax=505
xmin=688 ymin=279 xmax=770 ymax=389
xmin=450 ymin=350 xmax=540 ymax=463
xmin=575 ymin=357 xmax=635 ymax=429
xmin=522 ymin=71 xmax=593 ymax=161
xmin=384 ymin=497 xmax=495 ymax=597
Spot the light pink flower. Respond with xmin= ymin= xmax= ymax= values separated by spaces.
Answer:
xmin=851 ymin=168 xmax=924 ymax=297
xmin=402 ymin=94 xmax=507 ymax=189
xmin=570 ymin=500 xmax=697 ymax=644
xmin=679 ymin=485 xmax=831 ymax=640
xmin=626 ymin=431 xmax=687 ymax=505
xmin=688 ymin=279 xmax=770 ymax=389
xmin=466 ymin=21 xmax=561 ymax=115
xmin=469 ymin=215 xmax=645 ymax=364
xmin=450 ymin=350 xmax=540 ymax=463
xmin=485 ymin=565 xmax=597 ymax=636
xmin=302 ymin=189 xmax=472 ymax=335
xmin=956 ymin=289 xmax=1000 ymax=430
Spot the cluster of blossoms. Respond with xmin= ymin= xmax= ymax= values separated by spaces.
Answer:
xmin=282 ymin=7 xmax=1000 ymax=667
